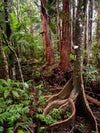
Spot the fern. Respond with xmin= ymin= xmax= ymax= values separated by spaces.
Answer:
xmin=9 ymin=13 xmax=18 ymax=31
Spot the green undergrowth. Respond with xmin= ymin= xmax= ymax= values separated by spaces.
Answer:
xmin=0 ymin=79 xmax=54 ymax=133
xmin=0 ymin=79 xmax=34 ymax=133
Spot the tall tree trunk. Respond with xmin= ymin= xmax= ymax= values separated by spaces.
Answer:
xmin=4 ymin=0 xmax=11 ymax=41
xmin=84 ymin=17 xmax=87 ymax=49
xmin=41 ymin=0 xmax=54 ymax=66
xmin=57 ymin=0 xmax=61 ymax=52
xmin=87 ymin=0 xmax=93 ymax=62
xmin=73 ymin=0 xmax=76 ymax=46
xmin=30 ymin=0 xmax=34 ymax=57
xmin=73 ymin=0 xmax=86 ymax=89
xmin=96 ymin=1 xmax=100 ymax=67
xmin=70 ymin=1 xmax=73 ymax=48
xmin=0 ymin=37 xmax=9 ymax=79
xmin=60 ymin=0 xmax=71 ymax=72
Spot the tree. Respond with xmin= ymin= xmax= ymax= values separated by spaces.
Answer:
xmin=57 ymin=0 xmax=61 ymax=51
xmin=41 ymin=0 xmax=54 ymax=66
xmin=43 ymin=0 xmax=98 ymax=132
xmin=0 ymin=37 xmax=9 ymax=79
xmin=96 ymin=1 xmax=100 ymax=66
xmin=72 ymin=0 xmax=76 ymax=46
xmin=87 ymin=0 xmax=93 ymax=62
xmin=60 ymin=0 xmax=71 ymax=72
xmin=4 ymin=0 xmax=11 ymax=41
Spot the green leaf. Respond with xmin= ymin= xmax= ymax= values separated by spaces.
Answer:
xmin=17 ymin=40 xmax=29 ymax=45
xmin=0 ymin=79 xmax=8 ymax=86
xmin=17 ymin=130 xmax=24 ymax=133
xmin=12 ymin=91 xmax=19 ymax=98
xmin=4 ymin=90 xmax=10 ymax=98
xmin=7 ymin=79 xmax=12 ymax=86
xmin=0 ymin=126 xmax=4 ymax=132
xmin=7 ymin=127 xmax=13 ymax=133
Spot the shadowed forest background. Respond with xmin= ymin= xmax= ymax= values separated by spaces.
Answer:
xmin=0 ymin=0 xmax=100 ymax=133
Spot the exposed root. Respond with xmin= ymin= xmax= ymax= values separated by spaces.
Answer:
xmin=48 ymin=98 xmax=76 ymax=130
xmin=43 ymin=99 xmax=69 ymax=116
xmin=43 ymin=79 xmax=98 ymax=132
xmin=47 ymin=79 xmax=73 ymax=103
xmin=79 ymin=86 xmax=98 ymax=132
xmin=86 ymin=94 xmax=100 ymax=107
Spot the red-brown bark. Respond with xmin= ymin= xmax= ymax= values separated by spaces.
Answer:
xmin=41 ymin=0 xmax=54 ymax=66
xmin=60 ymin=0 xmax=71 ymax=72
xmin=73 ymin=0 xmax=76 ymax=45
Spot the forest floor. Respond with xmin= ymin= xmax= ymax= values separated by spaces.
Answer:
xmin=22 ymin=60 xmax=100 ymax=133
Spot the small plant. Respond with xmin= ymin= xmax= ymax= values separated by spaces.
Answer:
xmin=80 ymin=123 xmax=85 ymax=132
xmin=38 ymin=96 xmax=46 ymax=105
xmin=38 ymin=107 xmax=43 ymax=113
xmin=51 ymin=108 xmax=63 ymax=120
xmin=83 ymin=64 xmax=98 ymax=83
xmin=91 ymin=130 xmax=97 ymax=133
xmin=39 ymin=126 xmax=46 ymax=133
xmin=35 ymin=114 xmax=57 ymax=125
xmin=66 ymin=111 xmax=71 ymax=117
xmin=33 ymin=70 xmax=40 ymax=77
xmin=70 ymin=54 xmax=74 ymax=61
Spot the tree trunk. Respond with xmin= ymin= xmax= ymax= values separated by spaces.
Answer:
xmin=57 ymin=0 xmax=61 ymax=52
xmin=30 ymin=0 xmax=34 ymax=57
xmin=0 ymin=37 xmax=9 ymax=79
xmin=41 ymin=0 xmax=54 ymax=66
xmin=96 ymin=1 xmax=100 ymax=67
xmin=43 ymin=0 xmax=98 ymax=132
xmin=87 ymin=0 xmax=93 ymax=62
xmin=4 ymin=0 xmax=11 ymax=41
xmin=60 ymin=0 xmax=71 ymax=72
xmin=30 ymin=0 xmax=34 ymax=37
xmin=73 ymin=0 xmax=76 ymax=46
xmin=84 ymin=19 xmax=87 ymax=49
